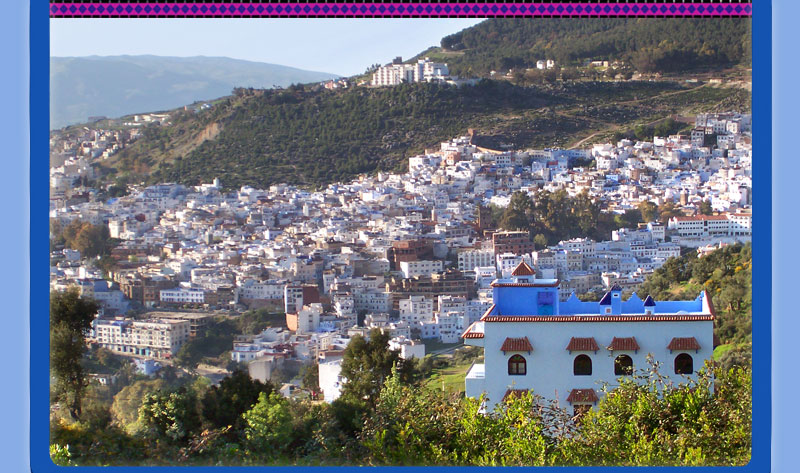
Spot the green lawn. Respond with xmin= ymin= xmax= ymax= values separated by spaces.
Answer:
xmin=421 ymin=339 xmax=462 ymax=354
xmin=422 ymin=360 xmax=474 ymax=394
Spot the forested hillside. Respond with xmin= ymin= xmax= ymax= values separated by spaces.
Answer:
xmin=429 ymin=18 xmax=751 ymax=76
xmin=105 ymin=78 xmax=749 ymax=189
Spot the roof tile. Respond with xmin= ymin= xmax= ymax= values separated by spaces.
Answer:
xmin=566 ymin=388 xmax=599 ymax=403
xmin=609 ymin=337 xmax=640 ymax=351
xmin=566 ymin=337 xmax=600 ymax=352
xmin=501 ymin=336 xmax=533 ymax=352
xmin=511 ymin=261 xmax=536 ymax=276
xmin=667 ymin=337 xmax=701 ymax=351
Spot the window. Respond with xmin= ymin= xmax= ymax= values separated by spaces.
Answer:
xmin=674 ymin=353 xmax=694 ymax=374
xmin=508 ymin=354 xmax=527 ymax=375
xmin=614 ymin=354 xmax=633 ymax=376
xmin=574 ymin=354 xmax=592 ymax=376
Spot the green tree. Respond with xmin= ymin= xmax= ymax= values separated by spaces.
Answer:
xmin=201 ymin=370 xmax=274 ymax=430
xmin=340 ymin=329 xmax=414 ymax=406
xmin=533 ymin=233 xmax=549 ymax=250
xmin=50 ymin=289 xmax=98 ymax=420
xmin=138 ymin=387 xmax=201 ymax=443
xmin=638 ymin=201 xmax=658 ymax=223
xmin=698 ymin=199 xmax=714 ymax=216
xmin=174 ymin=340 xmax=205 ymax=372
xmin=499 ymin=191 xmax=533 ymax=231
xmin=657 ymin=201 xmax=681 ymax=224
xmin=111 ymin=379 xmax=168 ymax=432
xmin=241 ymin=392 xmax=294 ymax=456
xmin=300 ymin=363 xmax=320 ymax=395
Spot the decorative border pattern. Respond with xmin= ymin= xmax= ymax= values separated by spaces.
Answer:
xmin=50 ymin=2 xmax=753 ymax=18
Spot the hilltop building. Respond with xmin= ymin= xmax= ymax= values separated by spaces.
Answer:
xmin=461 ymin=261 xmax=715 ymax=413
xmin=371 ymin=57 xmax=450 ymax=86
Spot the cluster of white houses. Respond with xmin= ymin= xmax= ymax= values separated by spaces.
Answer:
xmin=371 ymin=57 xmax=450 ymax=86
xmin=461 ymin=261 xmax=715 ymax=413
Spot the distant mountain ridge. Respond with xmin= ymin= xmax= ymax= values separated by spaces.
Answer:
xmin=50 ymin=55 xmax=339 ymax=129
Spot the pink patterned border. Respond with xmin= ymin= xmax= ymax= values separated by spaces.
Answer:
xmin=50 ymin=2 xmax=753 ymax=18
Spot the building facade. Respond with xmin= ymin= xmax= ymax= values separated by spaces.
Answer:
xmin=461 ymin=261 xmax=715 ymax=413
xmin=92 ymin=317 xmax=191 ymax=358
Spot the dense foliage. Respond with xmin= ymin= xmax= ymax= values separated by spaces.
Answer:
xmin=51 ymin=361 xmax=751 ymax=466
xmin=339 ymin=329 xmax=417 ymax=406
xmin=499 ymin=189 xmax=632 ymax=245
xmin=638 ymin=243 xmax=751 ymax=344
xmin=435 ymin=18 xmax=751 ymax=76
xmin=104 ymin=78 xmax=749 ymax=189
xmin=50 ymin=289 xmax=98 ymax=420
xmin=50 ymin=219 xmax=119 ymax=257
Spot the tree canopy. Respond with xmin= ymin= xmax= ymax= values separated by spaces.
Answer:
xmin=51 ymin=289 xmax=98 ymax=420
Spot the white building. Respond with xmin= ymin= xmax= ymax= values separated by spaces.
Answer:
xmin=461 ymin=261 xmax=715 ymax=413
xmin=159 ymin=287 xmax=204 ymax=304
xmin=319 ymin=359 xmax=345 ymax=403
xmin=399 ymin=295 xmax=434 ymax=323
xmin=389 ymin=336 xmax=426 ymax=360
xmin=400 ymin=259 xmax=444 ymax=278
xmin=92 ymin=317 xmax=191 ymax=358
xmin=458 ymin=249 xmax=495 ymax=271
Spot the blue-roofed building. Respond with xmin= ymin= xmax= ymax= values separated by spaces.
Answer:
xmin=462 ymin=261 xmax=715 ymax=413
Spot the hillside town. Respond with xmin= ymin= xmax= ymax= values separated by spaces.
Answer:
xmin=49 ymin=111 xmax=751 ymax=403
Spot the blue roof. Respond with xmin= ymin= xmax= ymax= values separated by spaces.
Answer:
xmin=598 ymin=291 xmax=612 ymax=305
xmin=643 ymin=295 xmax=656 ymax=307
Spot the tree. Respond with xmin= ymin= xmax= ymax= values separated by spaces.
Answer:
xmin=174 ymin=340 xmax=205 ymax=372
xmin=241 ymin=392 xmax=294 ymax=455
xmin=138 ymin=387 xmax=201 ymax=443
xmin=499 ymin=191 xmax=533 ymax=231
xmin=533 ymin=233 xmax=549 ymax=250
xmin=111 ymin=379 xmax=168 ymax=432
xmin=657 ymin=201 xmax=681 ymax=224
xmin=638 ymin=201 xmax=658 ymax=223
xmin=698 ymin=199 xmax=714 ymax=216
xmin=300 ymin=363 xmax=320 ymax=396
xmin=339 ymin=329 xmax=414 ymax=406
xmin=50 ymin=289 xmax=98 ymax=420
xmin=201 ymin=370 xmax=274 ymax=430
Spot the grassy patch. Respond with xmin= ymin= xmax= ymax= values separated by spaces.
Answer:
xmin=421 ymin=339 xmax=463 ymax=354
xmin=422 ymin=360 xmax=474 ymax=394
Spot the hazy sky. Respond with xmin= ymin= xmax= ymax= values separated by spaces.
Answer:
xmin=50 ymin=18 xmax=485 ymax=76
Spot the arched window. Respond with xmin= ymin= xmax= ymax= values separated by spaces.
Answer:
xmin=573 ymin=354 xmax=592 ymax=376
xmin=508 ymin=354 xmax=527 ymax=376
xmin=614 ymin=354 xmax=633 ymax=376
xmin=674 ymin=353 xmax=694 ymax=374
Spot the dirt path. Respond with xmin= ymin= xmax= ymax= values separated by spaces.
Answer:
xmin=563 ymin=85 xmax=712 ymax=148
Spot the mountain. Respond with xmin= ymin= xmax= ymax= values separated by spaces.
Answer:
xmin=50 ymin=55 xmax=339 ymax=129
xmin=419 ymin=18 xmax=750 ymax=77
xmin=90 ymin=18 xmax=751 ymax=189
xmin=104 ymin=79 xmax=748 ymax=189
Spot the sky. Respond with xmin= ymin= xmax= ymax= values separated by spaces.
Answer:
xmin=50 ymin=18 xmax=485 ymax=76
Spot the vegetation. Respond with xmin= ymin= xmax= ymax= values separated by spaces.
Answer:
xmin=637 ymin=243 xmax=752 ymax=372
xmin=433 ymin=18 xmax=750 ymax=76
xmin=499 ymin=189 xmax=637 ymax=245
xmin=50 ymin=289 xmax=98 ymax=420
xmin=52 ymin=358 xmax=750 ymax=466
xmin=339 ymin=329 xmax=417 ymax=406
xmin=50 ymin=219 xmax=119 ymax=257
xmin=638 ymin=243 xmax=751 ymax=344
xmin=102 ymin=77 xmax=748 ymax=190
